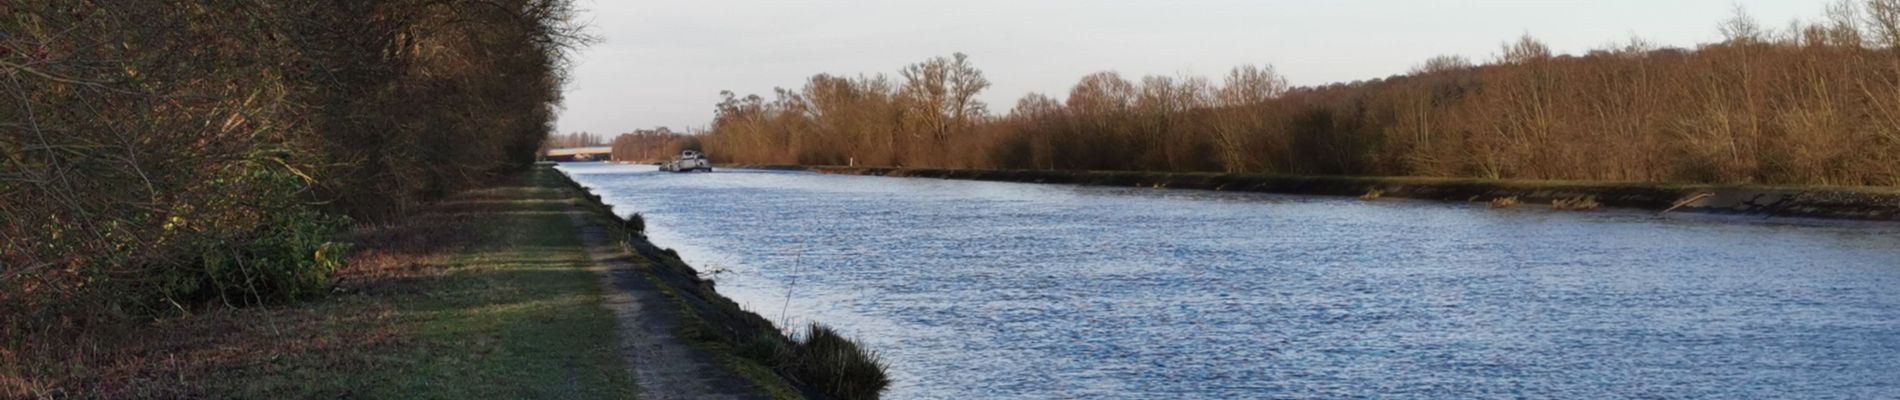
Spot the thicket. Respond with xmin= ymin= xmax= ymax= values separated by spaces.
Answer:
xmin=609 ymin=127 xmax=699 ymax=162
xmin=1 ymin=1 xmax=582 ymax=337
xmin=699 ymin=2 xmax=1900 ymax=187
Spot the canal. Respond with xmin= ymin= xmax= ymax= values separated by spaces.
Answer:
xmin=559 ymin=163 xmax=1900 ymax=399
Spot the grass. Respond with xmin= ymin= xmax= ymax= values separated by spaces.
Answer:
xmin=2 ymin=169 xmax=638 ymax=398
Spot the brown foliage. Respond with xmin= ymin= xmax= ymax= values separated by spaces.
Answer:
xmin=609 ymin=127 xmax=694 ymax=163
xmin=1 ymin=0 xmax=584 ymax=338
xmin=699 ymin=3 xmax=1900 ymax=187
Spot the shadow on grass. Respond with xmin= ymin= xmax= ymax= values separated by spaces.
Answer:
xmin=2 ymin=168 xmax=638 ymax=399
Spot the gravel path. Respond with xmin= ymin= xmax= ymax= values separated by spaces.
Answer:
xmin=569 ymin=211 xmax=767 ymax=400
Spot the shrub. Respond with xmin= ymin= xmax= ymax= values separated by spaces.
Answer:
xmin=1 ymin=0 xmax=582 ymax=334
xmin=625 ymin=213 xmax=647 ymax=237
xmin=165 ymin=167 xmax=351 ymax=307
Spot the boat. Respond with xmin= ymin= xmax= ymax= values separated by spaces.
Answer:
xmin=659 ymin=149 xmax=712 ymax=172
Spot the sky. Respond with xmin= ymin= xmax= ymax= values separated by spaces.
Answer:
xmin=554 ymin=0 xmax=1826 ymax=136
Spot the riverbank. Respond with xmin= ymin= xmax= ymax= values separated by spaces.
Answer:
xmin=554 ymin=166 xmax=891 ymax=400
xmin=602 ymin=160 xmax=1900 ymax=398
xmin=734 ymin=165 xmax=1900 ymax=221
xmin=3 ymin=167 xmax=860 ymax=398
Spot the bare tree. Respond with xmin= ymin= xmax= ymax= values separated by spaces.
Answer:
xmin=899 ymin=53 xmax=991 ymax=146
xmin=695 ymin=1 xmax=1900 ymax=186
xmin=1210 ymin=65 xmax=1289 ymax=172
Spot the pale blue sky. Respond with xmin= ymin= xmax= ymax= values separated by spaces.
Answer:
xmin=555 ymin=0 xmax=1824 ymax=135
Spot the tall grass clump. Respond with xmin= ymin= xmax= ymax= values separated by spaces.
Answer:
xmin=725 ymin=324 xmax=890 ymax=399
xmin=789 ymin=323 xmax=891 ymax=400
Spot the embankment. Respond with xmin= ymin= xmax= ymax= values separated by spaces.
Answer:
xmin=742 ymin=165 xmax=1900 ymax=221
xmin=551 ymin=167 xmax=891 ymax=400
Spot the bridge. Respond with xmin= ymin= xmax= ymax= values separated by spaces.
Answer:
xmin=543 ymin=146 xmax=613 ymax=162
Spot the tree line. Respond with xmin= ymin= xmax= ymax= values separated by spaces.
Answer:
xmin=694 ymin=2 xmax=1899 ymax=187
xmin=2 ymin=1 xmax=583 ymax=333
xmin=610 ymin=127 xmax=702 ymax=162
xmin=545 ymin=132 xmax=608 ymax=150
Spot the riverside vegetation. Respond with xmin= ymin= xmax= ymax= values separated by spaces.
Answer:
xmin=4 ymin=2 xmax=891 ymax=397
xmin=614 ymin=2 xmax=1900 ymax=189
xmin=0 ymin=0 xmax=601 ymax=396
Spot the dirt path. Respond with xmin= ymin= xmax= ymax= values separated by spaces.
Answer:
xmin=568 ymin=211 xmax=768 ymax=400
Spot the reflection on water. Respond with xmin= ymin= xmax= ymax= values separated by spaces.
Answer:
xmin=559 ymin=162 xmax=1900 ymax=399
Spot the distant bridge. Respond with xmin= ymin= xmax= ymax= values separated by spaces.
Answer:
xmin=544 ymin=146 xmax=612 ymax=162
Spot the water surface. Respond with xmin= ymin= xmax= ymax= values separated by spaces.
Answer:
xmin=559 ymin=163 xmax=1900 ymax=399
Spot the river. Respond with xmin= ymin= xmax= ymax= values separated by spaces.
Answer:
xmin=557 ymin=162 xmax=1900 ymax=399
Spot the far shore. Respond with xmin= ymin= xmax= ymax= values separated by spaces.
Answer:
xmin=719 ymin=164 xmax=1900 ymax=222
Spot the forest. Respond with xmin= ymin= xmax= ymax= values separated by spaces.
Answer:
xmin=2 ymin=1 xmax=582 ymax=335
xmin=610 ymin=127 xmax=699 ymax=162
xmin=688 ymin=2 xmax=1900 ymax=187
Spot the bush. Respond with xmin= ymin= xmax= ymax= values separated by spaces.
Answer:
xmin=0 ymin=0 xmax=583 ymax=334
xmin=163 ymin=166 xmax=350 ymax=307
xmin=625 ymin=213 xmax=647 ymax=237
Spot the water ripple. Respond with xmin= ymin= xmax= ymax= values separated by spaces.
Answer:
xmin=561 ymin=163 xmax=1900 ymax=399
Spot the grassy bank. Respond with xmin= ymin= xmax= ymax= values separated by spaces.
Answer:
xmin=556 ymin=168 xmax=892 ymax=399
xmin=743 ymin=165 xmax=1900 ymax=221
xmin=3 ymin=169 xmax=637 ymax=398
